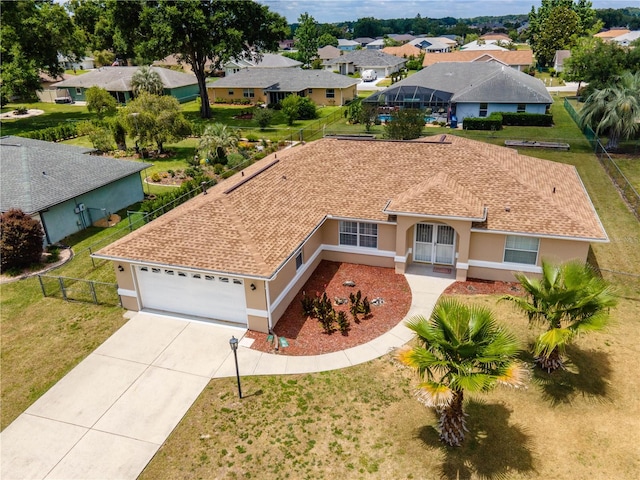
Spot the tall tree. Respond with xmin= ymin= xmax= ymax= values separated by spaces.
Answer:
xmin=317 ymin=33 xmax=338 ymax=48
xmin=295 ymin=13 xmax=319 ymax=68
xmin=1 ymin=0 xmax=85 ymax=100
xmin=502 ymin=260 xmax=617 ymax=372
xmin=579 ymin=71 xmax=640 ymax=150
xmin=398 ymin=298 xmax=526 ymax=447
xmin=128 ymin=0 xmax=288 ymax=119
xmin=0 ymin=209 xmax=44 ymax=271
xmin=121 ymin=92 xmax=192 ymax=153
xmin=131 ymin=66 xmax=164 ymax=96
xmin=563 ymin=37 xmax=629 ymax=91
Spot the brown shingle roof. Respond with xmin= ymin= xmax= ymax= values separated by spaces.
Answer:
xmin=382 ymin=44 xmax=423 ymax=58
xmin=594 ymin=29 xmax=630 ymax=38
xmin=422 ymin=50 xmax=533 ymax=67
xmin=97 ymin=136 xmax=606 ymax=277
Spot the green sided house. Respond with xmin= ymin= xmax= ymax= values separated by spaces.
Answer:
xmin=207 ymin=68 xmax=359 ymax=106
xmin=94 ymin=136 xmax=607 ymax=333
xmin=0 ymin=136 xmax=151 ymax=245
xmin=50 ymin=66 xmax=199 ymax=104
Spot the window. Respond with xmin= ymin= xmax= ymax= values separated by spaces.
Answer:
xmin=326 ymin=89 xmax=335 ymax=99
xmin=243 ymin=88 xmax=254 ymax=98
xmin=308 ymin=88 xmax=313 ymax=94
xmin=517 ymin=104 xmax=526 ymax=113
xmin=504 ymin=236 xmax=539 ymax=265
xmin=479 ymin=103 xmax=488 ymax=117
xmin=339 ymin=221 xmax=378 ymax=249
xmin=295 ymin=251 xmax=303 ymax=270
xmin=75 ymin=87 xmax=82 ymax=95
xmin=192 ymin=274 xmax=201 ymax=279
xmin=228 ymin=89 xmax=234 ymax=95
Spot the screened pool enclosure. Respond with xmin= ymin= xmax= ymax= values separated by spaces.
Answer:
xmin=363 ymin=86 xmax=453 ymax=111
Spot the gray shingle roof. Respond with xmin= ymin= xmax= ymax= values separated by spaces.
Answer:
xmin=1 ymin=136 xmax=151 ymax=214
xmin=51 ymin=67 xmax=197 ymax=91
xmin=326 ymin=50 xmax=406 ymax=68
xmin=376 ymin=62 xmax=552 ymax=104
xmin=208 ymin=68 xmax=359 ymax=91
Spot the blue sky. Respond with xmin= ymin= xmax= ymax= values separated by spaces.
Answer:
xmin=259 ymin=1 xmax=635 ymax=24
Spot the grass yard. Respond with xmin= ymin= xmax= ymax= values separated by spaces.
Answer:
xmin=612 ymin=158 xmax=640 ymax=192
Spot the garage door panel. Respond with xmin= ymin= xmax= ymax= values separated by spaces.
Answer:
xmin=136 ymin=267 xmax=247 ymax=324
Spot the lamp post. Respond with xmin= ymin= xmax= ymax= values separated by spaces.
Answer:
xmin=229 ymin=336 xmax=242 ymax=399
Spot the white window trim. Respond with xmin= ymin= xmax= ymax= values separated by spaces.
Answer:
xmin=326 ymin=89 xmax=335 ymax=98
xmin=503 ymin=235 xmax=539 ymax=265
xmin=339 ymin=221 xmax=378 ymax=249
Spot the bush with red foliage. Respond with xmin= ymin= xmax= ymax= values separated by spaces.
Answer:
xmin=1 ymin=209 xmax=44 ymax=271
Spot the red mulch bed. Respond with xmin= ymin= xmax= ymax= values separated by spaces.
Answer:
xmin=246 ymin=261 xmax=524 ymax=356
xmin=246 ymin=261 xmax=411 ymax=356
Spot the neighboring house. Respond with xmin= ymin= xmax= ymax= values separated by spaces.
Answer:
xmin=57 ymin=54 xmax=95 ymax=71
xmin=0 ymin=136 xmax=151 ymax=245
xmin=480 ymin=33 xmax=512 ymax=42
xmin=594 ymin=28 xmax=630 ymax=40
xmin=553 ymin=50 xmax=571 ymax=73
xmin=279 ymin=39 xmax=295 ymax=50
xmin=153 ymin=55 xmax=215 ymax=75
xmin=610 ymin=30 xmax=640 ymax=46
xmin=460 ymin=40 xmax=508 ymax=51
xmin=382 ymin=44 xmax=423 ymax=59
xmin=422 ymin=50 xmax=534 ymax=72
xmin=325 ymin=50 xmax=406 ymax=79
xmin=389 ymin=34 xmax=416 ymax=43
xmin=50 ymin=66 xmax=199 ymax=104
xmin=95 ymin=135 xmax=607 ymax=332
xmin=317 ymin=45 xmax=342 ymax=66
xmin=365 ymin=39 xmax=386 ymax=50
xmin=337 ymin=39 xmax=360 ymax=51
xmin=409 ymin=37 xmax=452 ymax=53
xmin=353 ymin=37 xmax=375 ymax=47
xmin=223 ymin=53 xmax=302 ymax=76
xmin=206 ymin=68 xmax=358 ymax=106
xmin=364 ymin=62 xmax=552 ymax=123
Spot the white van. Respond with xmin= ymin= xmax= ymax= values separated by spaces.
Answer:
xmin=361 ymin=69 xmax=377 ymax=82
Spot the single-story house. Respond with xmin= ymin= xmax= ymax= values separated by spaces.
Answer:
xmin=363 ymin=62 xmax=552 ymax=123
xmin=57 ymin=54 xmax=95 ymax=71
xmin=594 ymin=28 xmax=630 ymax=40
xmin=153 ymin=55 xmax=215 ymax=75
xmin=353 ymin=37 xmax=375 ymax=47
xmin=0 ymin=136 xmax=151 ymax=245
xmin=95 ymin=135 xmax=607 ymax=332
xmin=50 ymin=66 xmax=199 ymax=104
xmin=610 ymin=30 xmax=640 ymax=47
xmin=389 ymin=34 xmax=416 ymax=43
xmin=223 ymin=53 xmax=302 ymax=76
xmin=365 ymin=39 xmax=386 ymax=50
xmin=325 ymin=50 xmax=406 ymax=78
xmin=460 ymin=40 xmax=508 ymax=51
xmin=422 ymin=50 xmax=534 ymax=72
xmin=409 ymin=37 xmax=452 ymax=53
xmin=553 ymin=50 xmax=571 ymax=73
xmin=317 ymin=45 xmax=342 ymax=66
xmin=279 ymin=39 xmax=295 ymax=50
xmin=338 ymin=39 xmax=359 ymax=51
xmin=207 ymin=68 xmax=358 ymax=106
xmin=382 ymin=44 xmax=423 ymax=59
xmin=480 ymin=33 xmax=512 ymax=42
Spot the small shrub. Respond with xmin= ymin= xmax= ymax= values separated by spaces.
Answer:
xmin=245 ymin=133 xmax=259 ymax=142
xmin=500 ymin=112 xmax=553 ymax=127
xmin=13 ymin=106 xmax=28 ymax=115
xmin=1 ymin=209 xmax=44 ymax=271
xmin=301 ymin=295 xmax=315 ymax=316
xmin=463 ymin=112 xmax=503 ymax=131
xmin=336 ymin=311 xmax=350 ymax=335
xmin=151 ymin=172 xmax=162 ymax=182
xmin=212 ymin=163 xmax=226 ymax=175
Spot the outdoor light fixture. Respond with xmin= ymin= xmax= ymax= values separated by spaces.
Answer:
xmin=229 ymin=336 xmax=242 ymax=399
xmin=118 ymin=265 xmax=124 ymax=272
xmin=250 ymin=283 xmax=256 ymax=291
xmin=201 ymin=181 xmax=208 ymax=195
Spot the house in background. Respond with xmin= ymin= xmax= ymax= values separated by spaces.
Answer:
xmin=460 ymin=40 xmax=508 ymax=51
xmin=409 ymin=37 xmax=452 ymax=53
xmin=337 ymin=39 xmax=360 ymax=51
xmin=0 ymin=137 xmax=151 ymax=245
xmin=317 ymin=45 xmax=342 ymax=67
xmin=364 ymin=62 xmax=552 ymax=123
xmin=207 ymin=68 xmax=358 ymax=106
xmin=594 ymin=28 xmax=630 ymax=40
xmin=96 ymin=136 xmax=607 ymax=332
xmin=353 ymin=37 xmax=375 ymax=47
xmin=50 ymin=66 xmax=199 ymax=104
xmin=382 ymin=44 xmax=423 ymax=59
xmin=553 ymin=50 xmax=571 ymax=73
xmin=57 ymin=54 xmax=95 ymax=71
xmin=223 ymin=53 xmax=302 ymax=76
xmin=610 ymin=30 xmax=640 ymax=46
xmin=422 ymin=50 xmax=534 ymax=72
xmin=279 ymin=39 xmax=295 ymax=50
xmin=325 ymin=50 xmax=406 ymax=79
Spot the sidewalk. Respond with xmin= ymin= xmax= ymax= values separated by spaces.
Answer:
xmin=1 ymin=272 xmax=453 ymax=480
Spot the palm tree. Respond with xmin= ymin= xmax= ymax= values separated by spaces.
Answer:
xmin=131 ymin=66 xmax=164 ymax=96
xmin=198 ymin=123 xmax=239 ymax=164
xmin=579 ymin=71 xmax=640 ymax=150
xmin=502 ymin=260 xmax=617 ymax=372
xmin=398 ymin=298 xmax=526 ymax=447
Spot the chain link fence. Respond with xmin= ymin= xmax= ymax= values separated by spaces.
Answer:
xmin=37 ymin=275 xmax=120 ymax=305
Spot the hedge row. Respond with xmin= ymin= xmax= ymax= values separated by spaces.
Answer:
xmin=141 ymin=177 xmax=215 ymax=221
xmin=22 ymin=123 xmax=78 ymax=142
xmin=463 ymin=113 xmax=503 ymax=131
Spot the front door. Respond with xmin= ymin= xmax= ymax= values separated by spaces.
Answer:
xmin=414 ymin=223 xmax=456 ymax=265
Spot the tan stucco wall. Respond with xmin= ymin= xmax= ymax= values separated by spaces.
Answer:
xmin=469 ymin=232 xmax=505 ymax=262
xmin=114 ymin=262 xmax=135 ymax=290
xmin=539 ymin=238 xmax=590 ymax=263
xmin=207 ymin=88 xmax=267 ymax=104
xmin=322 ymin=219 xmax=339 ymax=245
xmin=322 ymin=250 xmax=394 ymax=267
xmin=244 ymin=279 xmax=267 ymax=311
xmin=207 ymin=86 xmax=356 ymax=106
xmin=467 ymin=266 xmax=521 ymax=282
xmin=247 ymin=315 xmax=269 ymax=333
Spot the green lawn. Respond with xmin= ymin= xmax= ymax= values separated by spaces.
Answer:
xmin=613 ymin=158 xmax=640 ymax=192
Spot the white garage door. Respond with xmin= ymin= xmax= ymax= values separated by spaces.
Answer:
xmin=135 ymin=266 xmax=247 ymax=325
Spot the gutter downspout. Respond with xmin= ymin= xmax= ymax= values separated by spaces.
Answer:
xmin=265 ymin=281 xmax=273 ymax=331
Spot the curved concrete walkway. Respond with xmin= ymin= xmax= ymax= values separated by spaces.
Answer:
xmin=1 ymin=270 xmax=453 ymax=480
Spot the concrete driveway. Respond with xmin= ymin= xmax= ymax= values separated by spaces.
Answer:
xmin=1 ymin=313 xmax=245 ymax=480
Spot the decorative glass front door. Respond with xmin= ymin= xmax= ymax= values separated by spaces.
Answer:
xmin=414 ymin=223 xmax=455 ymax=265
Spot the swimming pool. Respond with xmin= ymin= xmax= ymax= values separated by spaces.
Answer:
xmin=378 ymin=114 xmax=437 ymax=123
